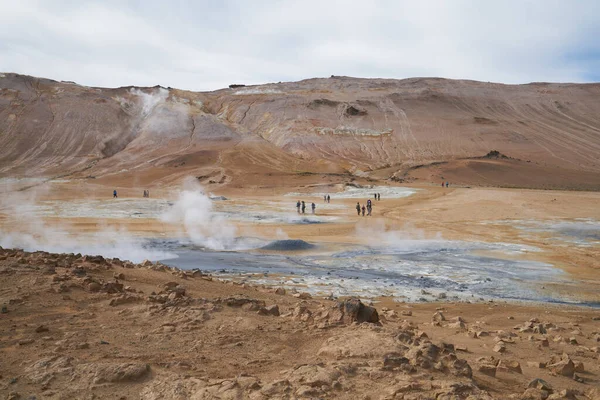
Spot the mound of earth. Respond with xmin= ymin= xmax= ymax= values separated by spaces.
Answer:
xmin=260 ymin=239 xmax=316 ymax=251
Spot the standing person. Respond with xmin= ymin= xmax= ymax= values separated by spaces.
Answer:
xmin=147 ymin=190 xmax=150 ymax=198
xmin=296 ymin=200 xmax=301 ymax=213
xmin=311 ymin=202 xmax=316 ymax=214
xmin=377 ymin=193 xmax=380 ymax=201
xmin=367 ymin=203 xmax=372 ymax=216
xmin=356 ymin=202 xmax=361 ymax=216
xmin=441 ymin=182 xmax=444 ymax=187
xmin=324 ymin=195 xmax=327 ymax=202
xmin=113 ymin=189 xmax=118 ymax=198
xmin=327 ymin=195 xmax=330 ymax=203
xmin=446 ymin=181 xmax=449 ymax=188
xmin=361 ymin=205 xmax=366 ymax=216
xmin=301 ymin=201 xmax=306 ymax=214
xmin=374 ymin=193 xmax=377 ymax=200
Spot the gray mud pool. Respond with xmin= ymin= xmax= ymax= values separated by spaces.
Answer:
xmin=151 ymin=237 xmax=596 ymax=307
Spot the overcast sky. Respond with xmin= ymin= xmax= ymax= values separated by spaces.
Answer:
xmin=1 ymin=0 xmax=599 ymax=91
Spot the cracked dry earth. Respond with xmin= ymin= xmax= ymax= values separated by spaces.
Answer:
xmin=1 ymin=248 xmax=599 ymax=400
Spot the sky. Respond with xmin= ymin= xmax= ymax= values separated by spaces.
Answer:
xmin=1 ymin=0 xmax=599 ymax=91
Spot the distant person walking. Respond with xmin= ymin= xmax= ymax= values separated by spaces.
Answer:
xmin=361 ymin=205 xmax=366 ymax=216
xmin=441 ymin=182 xmax=444 ymax=187
xmin=296 ymin=200 xmax=301 ymax=213
xmin=377 ymin=193 xmax=380 ymax=201
xmin=356 ymin=202 xmax=361 ymax=216
xmin=311 ymin=202 xmax=316 ymax=214
xmin=324 ymin=195 xmax=327 ymax=202
xmin=113 ymin=190 xmax=118 ymax=198
xmin=446 ymin=181 xmax=449 ymax=188
xmin=327 ymin=195 xmax=330 ymax=203
xmin=374 ymin=193 xmax=377 ymax=200
xmin=301 ymin=201 xmax=306 ymax=214
xmin=367 ymin=203 xmax=372 ymax=216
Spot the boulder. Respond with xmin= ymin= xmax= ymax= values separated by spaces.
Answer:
xmin=521 ymin=388 xmax=550 ymax=400
xmin=547 ymin=389 xmax=577 ymax=400
xmin=432 ymin=311 xmax=446 ymax=322
xmin=338 ymin=298 xmax=379 ymax=324
xmin=498 ymin=360 xmax=522 ymax=374
xmin=274 ymin=287 xmax=286 ymax=295
xmin=548 ymin=358 xmax=574 ymax=377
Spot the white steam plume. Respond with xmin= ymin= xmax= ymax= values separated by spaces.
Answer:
xmin=160 ymin=179 xmax=239 ymax=250
xmin=0 ymin=187 xmax=176 ymax=263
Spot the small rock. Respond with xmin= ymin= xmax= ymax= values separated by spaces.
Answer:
xmin=87 ymin=282 xmax=101 ymax=292
xmin=527 ymin=361 xmax=546 ymax=369
xmin=568 ymin=337 xmax=578 ymax=345
xmin=401 ymin=310 xmax=412 ymax=316
xmin=432 ymin=311 xmax=445 ymax=322
xmin=493 ymin=342 xmax=506 ymax=353
xmin=528 ymin=378 xmax=552 ymax=391
xmin=292 ymin=292 xmax=312 ymax=300
xmin=274 ymin=287 xmax=286 ymax=295
xmin=573 ymin=373 xmax=584 ymax=383
xmin=574 ymin=361 xmax=584 ymax=373
xmin=35 ymin=325 xmax=49 ymax=333
xmin=113 ymin=272 xmax=125 ymax=280
xmin=18 ymin=339 xmax=34 ymax=346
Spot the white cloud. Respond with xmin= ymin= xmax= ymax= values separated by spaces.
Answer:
xmin=0 ymin=0 xmax=599 ymax=90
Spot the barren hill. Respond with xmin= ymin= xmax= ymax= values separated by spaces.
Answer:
xmin=1 ymin=73 xmax=600 ymax=189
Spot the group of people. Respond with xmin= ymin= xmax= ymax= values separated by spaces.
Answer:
xmin=143 ymin=190 xmax=150 ymax=198
xmin=323 ymin=194 xmax=331 ymax=203
xmin=441 ymin=181 xmax=449 ymax=187
xmin=356 ymin=193 xmax=381 ymax=216
xmin=296 ymin=200 xmax=316 ymax=214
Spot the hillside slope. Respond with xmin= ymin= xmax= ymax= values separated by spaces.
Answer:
xmin=1 ymin=73 xmax=599 ymax=188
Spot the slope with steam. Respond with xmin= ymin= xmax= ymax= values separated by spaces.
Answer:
xmin=1 ymin=73 xmax=600 ymax=187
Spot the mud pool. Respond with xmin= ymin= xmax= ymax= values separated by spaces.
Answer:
xmin=152 ymin=237 xmax=594 ymax=307
xmin=487 ymin=219 xmax=600 ymax=247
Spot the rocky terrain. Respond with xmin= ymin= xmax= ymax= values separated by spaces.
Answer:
xmin=1 ymin=247 xmax=599 ymax=399
xmin=2 ymin=73 xmax=600 ymax=190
